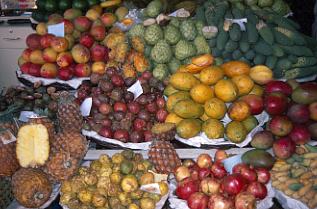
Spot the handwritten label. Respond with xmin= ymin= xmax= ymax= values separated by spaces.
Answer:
xmin=127 ymin=80 xmax=143 ymax=100
xmin=19 ymin=111 xmax=38 ymax=122
xmin=80 ymin=97 xmax=92 ymax=117
xmin=0 ymin=130 xmax=17 ymax=145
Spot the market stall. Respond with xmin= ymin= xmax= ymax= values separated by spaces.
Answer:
xmin=1 ymin=0 xmax=317 ymax=209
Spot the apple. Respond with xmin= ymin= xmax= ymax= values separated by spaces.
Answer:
xmin=20 ymin=62 xmax=32 ymax=74
xmin=200 ymin=177 xmax=220 ymax=195
xmin=211 ymin=162 xmax=227 ymax=179
xmin=176 ymin=178 xmax=199 ymax=200
xmin=26 ymin=33 xmax=42 ymax=49
xmin=79 ymin=33 xmax=95 ymax=48
xmin=287 ymin=103 xmax=310 ymax=124
xmin=221 ymin=173 xmax=247 ymax=195
xmin=90 ymin=44 xmax=107 ymax=62
xmin=198 ymin=167 xmax=211 ymax=180
xmin=113 ymin=129 xmax=129 ymax=142
xmin=22 ymin=48 xmax=33 ymax=61
xmin=98 ymin=126 xmax=113 ymax=138
xmin=247 ymin=182 xmax=267 ymax=200
xmin=156 ymin=109 xmax=168 ymax=122
xmin=50 ymin=37 xmax=69 ymax=53
xmin=100 ymin=13 xmax=117 ymax=27
xmin=264 ymin=92 xmax=289 ymax=115
xmin=43 ymin=47 xmax=57 ymax=63
xmin=240 ymin=166 xmax=257 ymax=182
xmin=255 ymin=168 xmax=270 ymax=184
xmin=208 ymin=194 xmax=234 ymax=209
xmin=215 ymin=150 xmax=228 ymax=162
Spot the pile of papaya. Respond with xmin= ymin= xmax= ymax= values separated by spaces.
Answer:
xmin=195 ymin=0 xmax=317 ymax=79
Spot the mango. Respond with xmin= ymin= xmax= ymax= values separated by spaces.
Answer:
xmin=177 ymin=119 xmax=202 ymax=139
xmin=169 ymin=72 xmax=200 ymax=91
xmin=166 ymin=91 xmax=190 ymax=112
xmin=242 ymin=149 xmax=275 ymax=169
xmin=173 ymin=99 xmax=204 ymax=119
xmin=291 ymin=83 xmax=317 ymax=104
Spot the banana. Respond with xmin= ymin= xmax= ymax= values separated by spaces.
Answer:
xmin=100 ymin=0 xmax=121 ymax=8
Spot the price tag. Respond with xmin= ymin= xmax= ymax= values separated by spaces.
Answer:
xmin=140 ymin=183 xmax=161 ymax=194
xmin=0 ymin=130 xmax=17 ymax=145
xmin=127 ymin=80 xmax=143 ymax=100
xmin=80 ymin=97 xmax=92 ymax=117
xmin=225 ymin=18 xmax=248 ymax=31
xmin=48 ymin=22 xmax=65 ymax=37
xmin=19 ymin=111 xmax=38 ymax=122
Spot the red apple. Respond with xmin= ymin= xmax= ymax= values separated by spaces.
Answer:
xmin=247 ymin=182 xmax=267 ymax=200
xmin=127 ymin=102 xmax=141 ymax=114
xmin=269 ymin=115 xmax=293 ymax=136
xmin=221 ymin=173 xmax=247 ymax=195
xmin=74 ymin=63 xmax=91 ymax=77
xmin=40 ymin=34 xmax=55 ymax=48
xmin=215 ymin=150 xmax=228 ymax=162
xmin=187 ymin=192 xmax=209 ymax=209
xmin=200 ymin=177 xmax=220 ymax=195
xmin=287 ymin=103 xmax=310 ymax=124
xmin=80 ymin=33 xmax=95 ymax=48
xmin=113 ymin=129 xmax=129 ymax=142
xmin=156 ymin=97 xmax=165 ymax=109
xmin=100 ymin=13 xmax=117 ymax=27
xmin=255 ymin=168 xmax=270 ymax=184
xmin=40 ymin=63 xmax=58 ymax=78
xmin=114 ymin=102 xmax=127 ymax=112
xmin=56 ymin=52 xmax=73 ymax=67
xmin=197 ymin=154 xmax=213 ymax=169
xmin=175 ymin=166 xmax=191 ymax=182
xmin=273 ymin=137 xmax=296 ymax=159
xmin=240 ymin=94 xmax=264 ymax=115
xmin=232 ymin=163 xmax=249 ymax=174
xmin=129 ymin=131 xmax=144 ymax=143
xmin=176 ymin=178 xmax=199 ymax=200
xmin=264 ymin=92 xmax=289 ymax=115
xmin=265 ymin=80 xmax=293 ymax=96
xmin=74 ymin=16 xmax=92 ymax=32
xmin=111 ymin=74 xmax=124 ymax=87
xmin=58 ymin=67 xmax=73 ymax=80
xmin=146 ymin=102 xmax=158 ymax=113
xmin=289 ymin=124 xmax=311 ymax=145
xmin=43 ymin=47 xmax=57 ymax=63
xmin=211 ymin=162 xmax=227 ymax=179
xmin=90 ymin=25 xmax=106 ymax=41
xmin=99 ymin=103 xmax=112 ymax=115
xmin=189 ymin=164 xmax=200 ymax=181
xmin=28 ymin=63 xmax=41 ymax=77
xmin=309 ymin=102 xmax=317 ymax=121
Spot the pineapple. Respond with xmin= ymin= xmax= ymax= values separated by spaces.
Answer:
xmin=0 ymin=141 xmax=19 ymax=176
xmin=57 ymin=94 xmax=83 ymax=133
xmin=148 ymin=140 xmax=181 ymax=174
xmin=0 ymin=177 xmax=14 ymax=209
xmin=12 ymin=168 xmax=52 ymax=208
xmin=28 ymin=116 xmax=55 ymax=143
xmin=16 ymin=124 xmax=50 ymax=168
xmin=51 ymin=131 xmax=88 ymax=159
xmin=151 ymin=122 xmax=176 ymax=141
xmin=45 ymin=151 xmax=80 ymax=181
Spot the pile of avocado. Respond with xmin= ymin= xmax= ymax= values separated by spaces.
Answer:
xmin=32 ymin=0 xmax=100 ymax=22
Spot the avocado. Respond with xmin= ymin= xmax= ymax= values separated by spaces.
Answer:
xmin=291 ymin=83 xmax=317 ymax=105
xmin=242 ymin=149 xmax=275 ymax=169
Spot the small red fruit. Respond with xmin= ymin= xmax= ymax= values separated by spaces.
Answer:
xmin=98 ymin=126 xmax=113 ymax=138
xmin=111 ymin=74 xmax=124 ymax=87
xmin=265 ymin=80 xmax=293 ymax=96
xmin=58 ymin=67 xmax=73 ymax=80
xmin=211 ymin=162 xmax=227 ymax=179
xmin=113 ymin=129 xmax=129 ymax=142
xmin=221 ymin=173 xmax=247 ymax=195
xmin=273 ymin=137 xmax=296 ymax=159
xmin=114 ymin=102 xmax=127 ymax=112
xmin=256 ymin=168 xmax=270 ymax=184
xmin=247 ymin=181 xmax=268 ymax=200
xmin=268 ymin=115 xmax=293 ymax=137
xmin=289 ymin=124 xmax=311 ymax=145
xmin=156 ymin=109 xmax=168 ymax=122
xmin=133 ymin=118 xmax=146 ymax=131
xmin=197 ymin=154 xmax=213 ymax=169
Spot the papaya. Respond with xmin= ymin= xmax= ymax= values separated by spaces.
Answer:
xmin=202 ymin=119 xmax=224 ymax=139
xmin=214 ymin=79 xmax=239 ymax=102
xmin=166 ymin=91 xmax=190 ymax=112
xmin=173 ymin=99 xmax=204 ymax=119
xmin=164 ymin=84 xmax=179 ymax=96
xmin=241 ymin=149 xmax=275 ymax=169
xmin=176 ymin=119 xmax=202 ymax=139
xmin=169 ymin=72 xmax=200 ymax=91
xmin=225 ymin=121 xmax=247 ymax=143
xmin=291 ymin=83 xmax=317 ymax=104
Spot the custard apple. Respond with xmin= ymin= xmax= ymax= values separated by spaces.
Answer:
xmin=194 ymin=35 xmax=211 ymax=55
xmin=145 ymin=0 xmax=162 ymax=18
xmin=153 ymin=64 xmax=168 ymax=80
xmin=151 ymin=40 xmax=172 ymax=64
xmin=195 ymin=20 xmax=204 ymax=36
xmin=164 ymin=25 xmax=181 ymax=45
xmin=182 ymin=57 xmax=193 ymax=65
xmin=168 ymin=57 xmax=181 ymax=74
xmin=170 ymin=17 xmax=180 ymax=28
xmin=144 ymin=44 xmax=152 ymax=57
xmin=128 ymin=24 xmax=145 ymax=38
xmin=180 ymin=20 xmax=197 ymax=41
xmin=145 ymin=24 xmax=163 ymax=45
xmin=175 ymin=40 xmax=197 ymax=60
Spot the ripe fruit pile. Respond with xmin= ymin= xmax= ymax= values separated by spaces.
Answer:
xmin=250 ymin=80 xmax=317 ymax=159
xmin=174 ymin=151 xmax=271 ymax=209
xmin=81 ymin=69 xmax=169 ymax=143
xmin=165 ymin=56 xmax=272 ymax=143
xmin=271 ymin=144 xmax=317 ymax=209
xmin=60 ymin=150 xmax=169 ymax=209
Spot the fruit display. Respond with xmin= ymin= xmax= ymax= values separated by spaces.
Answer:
xmin=271 ymin=144 xmax=317 ymax=209
xmin=165 ymin=55 xmax=270 ymax=145
xmin=81 ymin=69 xmax=170 ymax=144
xmin=249 ymin=80 xmax=317 ymax=158
xmin=173 ymin=151 xmax=272 ymax=209
xmin=0 ymin=177 xmax=14 ymax=209
xmin=33 ymin=0 xmax=101 ymax=22
xmin=60 ymin=150 xmax=170 ymax=209
xmin=195 ymin=0 xmax=317 ymax=79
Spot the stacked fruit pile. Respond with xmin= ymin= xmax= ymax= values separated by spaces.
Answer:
xmin=80 ymin=69 xmax=170 ymax=143
xmin=271 ymin=144 xmax=317 ymax=209
xmin=33 ymin=0 xmax=101 ymax=22
xmin=165 ymin=55 xmax=273 ymax=144
xmin=195 ymin=0 xmax=317 ymax=79
xmin=127 ymin=0 xmax=212 ymax=80
xmin=174 ymin=151 xmax=272 ymax=209
xmin=60 ymin=150 xmax=169 ymax=209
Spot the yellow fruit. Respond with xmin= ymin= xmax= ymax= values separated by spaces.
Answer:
xmin=121 ymin=175 xmax=138 ymax=193
xmin=199 ymin=66 xmax=224 ymax=85
xmin=200 ymin=112 xmax=210 ymax=121
xmin=86 ymin=9 xmax=100 ymax=21
xmin=225 ymin=121 xmax=248 ymax=143
xmin=232 ymin=75 xmax=254 ymax=96
xmin=139 ymin=172 xmax=155 ymax=185
xmin=140 ymin=197 xmax=155 ymax=209
xmin=202 ymin=119 xmax=225 ymax=139
xmin=164 ymin=85 xmax=179 ymax=96
xmin=158 ymin=182 xmax=169 ymax=196
xmin=129 ymin=203 xmax=140 ymax=209
xmin=204 ymin=98 xmax=227 ymax=119
xmin=190 ymin=84 xmax=214 ymax=104
xmin=214 ymin=79 xmax=238 ymax=102
xmin=249 ymin=84 xmax=264 ymax=96
xmin=228 ymin=101 xmax=251 ymax=122
xmin=191 ymin=54 xmax=214 ymax=67
xmin=166 ymin=91 xmax=190 ymax=112
xmin=165 ymin=113 xmax=183 ymax=125
xmin=169 ymin=72 xmax=200 ymax=91
xmin=36 ymin=22 xmax=47 ymax=35
xmin=176 ymin=119 xmax=201 ymax=139
xmin=221 ymin=61 xmax=250 ymax=78
xmin=92 ymin=61 xmax=106 ymax=74
xmin=249 ymin=65 xmax=273 ymax=85
xmin=173 ymin=99 xmax=204 ymax=119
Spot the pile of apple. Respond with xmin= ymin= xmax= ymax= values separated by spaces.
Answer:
xmin=80 ymin=69 xmax=168 ymax=143
xmin=18 ymin=8 xmax=118 ymax=80
xmin=174 ymin=151 xmax=271 ymax=209
xmin=256 ymin=80 xmax=317 ymax=160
